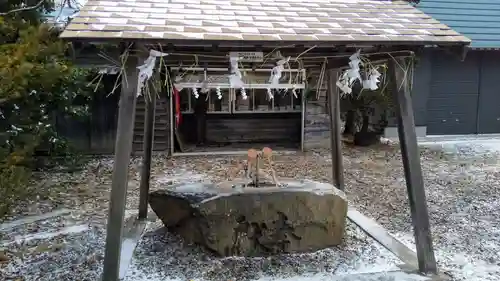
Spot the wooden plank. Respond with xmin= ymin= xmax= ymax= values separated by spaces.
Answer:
xmin=347 ymin=208 xmax=418 ymax=268
xmin=389 ymin=57 xmax=438 ymax=275
xmin=177 ymin=113 xmax=301 ymax=144
xmin=138 ymin=83 xmax=156 ymax=220
xmin=316 ymin=270 xmax=433 ymax=281
xmin=174 ymin=130 xmax=185 ymax=152
xmin=0 ymin=209 xmax=71 ymax=231
xmin=206 ymin=117 xmax=300 ymax=143
xmin=102 ymin=53 xmax=140 ymax=281
xmin=118 ymin=218 xmax=148 ymax=280
xmin=326 ymin=68 xmax=345 ymax=191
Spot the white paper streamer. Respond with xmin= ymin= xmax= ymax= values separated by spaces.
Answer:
xmin=229 ymin=56 xmax=244 ymax=88
xmin=336 ymin=50 xmax=383 ymax=95
xmin=136 ymin=49 xmax=168 ymax=97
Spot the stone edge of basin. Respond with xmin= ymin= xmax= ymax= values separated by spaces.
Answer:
xmin=149 ymin=179 xmax=347 ymax=201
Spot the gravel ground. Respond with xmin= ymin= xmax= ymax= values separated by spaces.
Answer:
xmin=1 ymin=140 xmax=499 ymax=280
xmin=126 ymin=221 xmax=402 ymax=281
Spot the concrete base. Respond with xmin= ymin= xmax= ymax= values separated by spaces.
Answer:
xmin=118 ymin=217 xmax=148 ymax=280
xmin=384 ymin=126 xmax=427 ymax=138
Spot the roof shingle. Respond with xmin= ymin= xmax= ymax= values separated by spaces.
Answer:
xmin=60 ymin=0 xmax=470 ymax=45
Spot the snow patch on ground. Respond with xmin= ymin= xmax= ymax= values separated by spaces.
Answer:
xmin=122 ymin=221 xmax=405 ymax=281
xmin=154 ymin=168 xmax=209 ymax=185
xmin=2 ymin=138 xmax=500 ymax=280
xmin=393 ymin=233 xmax=500 ymax=281
xmin=412 ymin=138 xmax=500 ymax=281
xmin=13 ymin=224 xmax=89 ymax=244
xmin=255 ymin=271 xmax=431 ymax=281
xmin=419 ymin=136 xmax=500 ymax=155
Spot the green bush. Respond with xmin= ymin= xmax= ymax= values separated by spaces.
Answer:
xmin=0 ymin=4 xmax=96 ymax=220
xmin=0 ymin=164 xmax=31 ymax=219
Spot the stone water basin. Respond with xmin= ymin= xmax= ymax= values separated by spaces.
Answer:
xmin=149 ymin=179 xmax=348 ymax=257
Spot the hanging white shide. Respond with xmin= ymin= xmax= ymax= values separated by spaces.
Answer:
xmin=136 ymin=49 xmax=168 ymax=97
xmin=267 ymin=88 xmax=274 ymax=99
xmin=241 ymin=88 xmax=248 ymax=100
xmin=336 ymin=50 xmax=383 ymax=96
xmin=192 ymin=87 xmax=199 ymax=99
xmin=291 ymin=85 xmax=298 ymax=99
xmin=228 ymin=56 xmax=244 ymax=88
xmin=216 ymin=87 xmax=222 ymax=100
xmin=266 ymin=57 xmax=290 ymax=99
xmin=362 ymin=68 xmax=382 ymax=91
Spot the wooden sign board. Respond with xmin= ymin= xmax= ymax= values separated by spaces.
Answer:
xmin=229 ymin=52 xmax=264 ymax=62
xmin=178 ymin=72 xmax=272 ymax=84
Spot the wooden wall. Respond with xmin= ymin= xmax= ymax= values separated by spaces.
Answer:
xmin=57 ymin=77 xmax=327 ymax=154
xmin=303 ymin=68 xmax=332 ymax=150
xmin=56 ymin=75 xmax=120 ymax=154
xmin=177 ymin=112 xmax=301 ymax=149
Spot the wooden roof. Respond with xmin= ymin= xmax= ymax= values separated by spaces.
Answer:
xmin=60 ymin=0 xmax=470 ymax=45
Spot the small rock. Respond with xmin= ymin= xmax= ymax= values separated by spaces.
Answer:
xmin=0 ymin=251 xmax=9 ymax=263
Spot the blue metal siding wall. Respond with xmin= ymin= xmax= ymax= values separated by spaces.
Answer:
xmin=422 ymin=50 xmax=500 ymax=135
xmin=418 ymin=0 xmax=500 ymax=48
xmin=477 ymin=51 xmax=500 ymax=133
xmin=426 ymin=51 xmax=481 ymax=135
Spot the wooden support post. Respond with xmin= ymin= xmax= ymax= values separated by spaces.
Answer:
xmin=389 ymin=58 xmax=438 ymax=274
xmin=138 ymin=81 xmax=157 ymax=220
xmin=102 ymin=54 xmax=140 ymax=281
xmin=326 ymin=68 xmax=345 ymax=191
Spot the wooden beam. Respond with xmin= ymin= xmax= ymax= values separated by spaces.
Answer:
xmin=70 ymin=45 xmax=382 ymax=67
xmin=326 ymin=68 xmax=344 ymax=191
xmin=0 ymin=209 xmax=72 ymax=231
xmin=389 ymin=57 xmax=438 ymax=275
xmin=326 ymin=49 xmax=416 ymax=69
xmin=436 ymin=44 xmax=469 ymax=62
xmin=102 ymin=52 xmax=140 ymax=281
xmin=347 ymin=208 xmax=418 ymax=268
xmin=138 ymin=80 xmax=157 ymax=220
xmin=118 ymin=218 xmax=148 ymax=279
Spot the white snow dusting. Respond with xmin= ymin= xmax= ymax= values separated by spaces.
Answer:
xmin=2 ymin=136 xmax=500 ymax=280
xmin=13 ymin=224 xmax=89 ymax=245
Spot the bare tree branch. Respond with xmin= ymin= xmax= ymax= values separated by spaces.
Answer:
xmin=54 ymin=0 xmax=69 ymax=22
xmin=0 ymin=0 xmax=47 ymax=16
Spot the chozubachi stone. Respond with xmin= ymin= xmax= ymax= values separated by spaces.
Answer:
xmin=149 ymin=180 xmax=348 ymax=256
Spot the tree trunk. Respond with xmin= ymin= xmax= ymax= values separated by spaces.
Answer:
xmin=360 ymin=114 xmax=370 ymax=133
xmin=343 ymin=110 xmax=356 ymax=136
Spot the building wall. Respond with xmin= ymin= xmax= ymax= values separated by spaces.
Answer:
xmin=57 ymin=74 xmax=172 ymax=155
xmin=55 ymin=75 xmax=120 ymax=154
xmin=416 ymin=49 xmax=500 ymax=136
xmin=65 ymin=50 xmax=500 ymax=154
xmin=384 ymin=49 xmax=433 ymax=138
xmin=475 ymin=51 xmax=500 ymax=134
xmin=177 ymin=113 xmax=300 ymax=146
xmin=303 ymin=99 xmax=331 ymax=150
xmin=425 ymin=50 xmax=481 ymax=135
